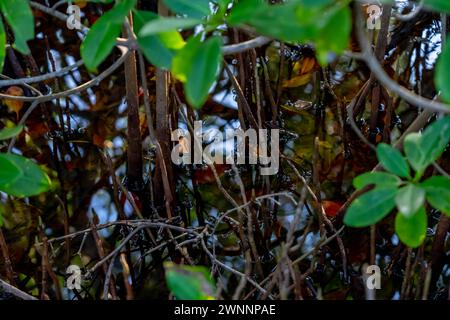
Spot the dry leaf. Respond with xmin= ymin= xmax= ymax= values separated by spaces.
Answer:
xmin=299 ymin=56 xmax=319 ymax=75
xmin=75 ymin=1 xmax=88 ymax=9
xmin=282 ymin=73 xmax=312 ymax=88
xmin=4 ymin=86 xmax=24 ymax=119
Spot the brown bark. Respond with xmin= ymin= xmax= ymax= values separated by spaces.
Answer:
xmin=123 ymin=16 xmax=143 ymax=192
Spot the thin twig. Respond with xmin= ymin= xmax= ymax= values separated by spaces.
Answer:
xmin=0 ymin=278 xmax=37 ymax=300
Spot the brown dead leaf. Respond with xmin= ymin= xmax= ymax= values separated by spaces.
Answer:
xmin=282 ymin=74 xmax=312 ymax=88
xmin=93 ymin=133 xmax=105 ymax=148
xmin=299 ymin=56 xmax=319 ymax=75
xmin=75 ymin=1 xmax=88 ymax=9
xmin=283 ymin=56 xmax=319 ymax=88
xmin=3 ymin=86 xmax=24 ymax=119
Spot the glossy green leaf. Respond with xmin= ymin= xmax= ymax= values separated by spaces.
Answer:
xmin=421 ymin=115 xmax=450 ymax=164
xmin=0 ymin=155 xmax=22 ymax=186
xmin=227 ymin=0 xmax=262 ymax=24
xmin=134 ymin=10 xmax=158 ymax=31
xmin=395 ymin=184 xmax=425 ymax=217
xmin=313 ymin=5 xmax=351 ymax=65
xmin=404 ymin=116 xmax=450 ymax=174
xmin=0 ymin=0 xmax=34 ymax=54
xmin=353 ymin=172 xmax=402 ymax=190
xmin=164 ymin=262 xmax=215 ymax=300
xmin=229 ymin=1 xmax=312 ymax=42
xmin=139 ymin=17 xmax=201 ymax=37
xmin=0 ymin=125 xmax=24 ymax=140
xmin=421 ymin=176 xmax=450 ymax=217
xmin=0 ymin=153 xmax=51 ymax=197
xmin=214 ymin=0 xmax=233 ymax=10
xmin=376 ymin=143 xmax=410 ymax=178
xmin=344 ymin=187 xmax=397 ymax=227
xmin=395 ymin=207 xmax=427 ymax=248
xmin=227 ymin=0 xmax=349 ymax=63
xmin=134 ymin=11 xmax=185 ymax=69
xmin=403 ymin=133 xmax=423 ymax=173
xmin=81 ymin=0 xmax=136 ymax=71
xmin=435 ymin=38 xmax=450 ymax=103
xmin=0 ymin=19 xmax=5 ymax=72
xmin=172 ymin=36 xmax=222 ymax=108
xmin=423 ymin=0 xmax=450 ymax=14
xmin=164 ymin=0 xmax=211 ymax=19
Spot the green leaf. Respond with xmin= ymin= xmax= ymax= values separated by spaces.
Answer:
xmin=0 ymin=0 xmax=34 ymax=54
xmin=376 ymin=143 xmax=410 ymax=178
xmin=421 ymin=115 xmax=450 ymax=163
xmin=134 ymin=11 xmax=185 ymax=69
xmin=423 ymin=0 xmax=450 ymax=14
xmin=139 ymin=17 xmax=201 ymax=36
xmin=172 ymin=36 xmax=222 ymax=108
xmin=395 ymin=207 xmax=427 ymax=248
xmin=404 ymin=116 xmax=450 ymax=174
xmin=395 ymin=184 xmax=425 ymax=217
xmin=227 ymin=0 xmax=264 ymax=24
xmin=353 ymin=172 xmax=402 ymax=189
xmin=404 ymin=133 xmax=423 ymax=173
xmin=0 ymin=19 xmax=6 ymax=72
xmin=227 ymin=0 xmax=350 ymax=63
xmin=229 ymin=1 xmax=312 ymax=42
xmin=344 ymin=187 xmax=397 ymax=227
xmin=214 ymin=0 xmax=233 ymax=10
xmin=0 ymin=154 xmax=22 ymax=186
xmin=0 ymin=153 xmax=51 ymax=197
xmin=164 ymin=262 xmax=215 ymax=300
xmin=164 ymin=0 xmax=211 ymax=19
xmin=313 ymin=5 xmax=351 ymax=65
xmin=435 ymin=38 xmax=450 ymax=103
xmin=0 ymin=125 xmax=24 ymax=140
xmin=134 ymin=10 xmax=158 ymax=31
xmin=421 ymin=176 xmax=450 ymax=217
xmin=81 ymin=0 xmax=136 ymax=71
xmin=81 ymin=18 xmax=121 ymax=71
